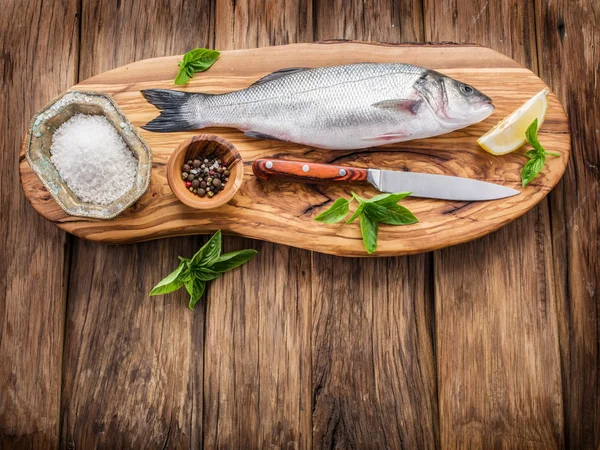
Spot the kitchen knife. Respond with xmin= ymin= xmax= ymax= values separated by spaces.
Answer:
xmin=252 ymin=159 xmax=520 ymax=201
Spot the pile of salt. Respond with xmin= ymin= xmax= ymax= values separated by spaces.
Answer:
xmin=50 ymin=114 xmax=138 ymax=205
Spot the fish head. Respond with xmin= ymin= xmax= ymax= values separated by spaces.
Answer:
xmin=415 ymin=71 xmax=494 ymax=128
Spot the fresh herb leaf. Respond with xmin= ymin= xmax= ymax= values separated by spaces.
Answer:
xmin=521 ymin=155 xmax=545 ymax=187
xmin=211 ymin=249 xmax=258 ymax=272
xmin=346 ymin=203 xmax=365 ymax=224
xmin=373 ymin=192 xmax=411 ymax=206
xmin=525 ymin=119 xmax=542 ymax=150
xmin=175 ymin=48 xmax=220 ymax=85
xmin=314 ymin=198 xmax=351 ymax=223
xmin=191 ymin=230 xmax=222 ymax=267
xmin=365 ymin=192 xmax=393 ymax=203
xmin=521 ymin=119 xmax=560 ymax=187
xmin=149 ymin=261 xmax=186 ymax=296
xmin=150 ymin=230 xmax=257 ymax=310
xmin=314 ymin=191 xmax=417 ymax=253
xmin=185 ymin=278 xmax=206 ymax=310
xmin=360 ymin=213 xmax=379 ymax=254
xmin=364 ymin=202 xmax=418 ymax=225
xmin=194 ymin=268 xmax=223 ymax=282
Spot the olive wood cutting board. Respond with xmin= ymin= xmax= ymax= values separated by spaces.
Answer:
xmin=19 ymin=42 xmax=570 ymax=257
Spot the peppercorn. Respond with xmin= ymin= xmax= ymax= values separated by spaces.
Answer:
xmin=212 ymin=178 xmax=222 ymax=188
xmin=186 ymin=181 xmax=192 ymax=188
xmin=183 ymin=164 xmax=191 ymax=172
xmin=224 ymin=169 xmax=230 ymax=176
xmin=208 ymin=191 xmax=214 ymax=197
xmin=187 ymin=160 xmax=193 ymax=165
xmin=182 ymin=172 xmax=189 ymax=179
xmin=187 ymin=174 xmax=195 ymax=181
xmin=193 ymin=159 xmax=201 ymax=168
xmin=189 ymin=187 xmax=194 ymax=192
xmin=191 ymin=179 xmax=200 ymax=188
xmin=207 ymin=177 xmax=213 ymax=184
xmin=200 ymin=181 xmax=207 ymax=189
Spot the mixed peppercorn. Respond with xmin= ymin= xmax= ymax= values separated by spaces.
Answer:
xmin=182 ymin=156 xmax=230 ymax=198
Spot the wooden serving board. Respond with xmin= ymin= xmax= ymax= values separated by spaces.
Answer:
xmin=19 ymin=42 xmax=570 ymax=257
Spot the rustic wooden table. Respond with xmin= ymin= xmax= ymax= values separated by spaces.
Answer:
xmin=1 ymin=0 xmax=598 ymax=449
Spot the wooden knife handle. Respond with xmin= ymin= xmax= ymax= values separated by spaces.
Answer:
xmin=252 ymin=159 xmax=368 ymax=184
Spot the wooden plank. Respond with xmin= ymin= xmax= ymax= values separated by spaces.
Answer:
xmin=58 ymin=0 xmax=213 ymax=447
xmin=202 ymin=2 xmax=313 ymax=448
xmin=0 ymin=0 xmax=78 ymax=448
xmin=424 ymin=0 xmax=565 ymax=447
xmin=311 ymin=2 xmax=439 ymax=448
xmin=534 ymin=0 xmax=600 ymax=447
xmin=18 ymin=44 xmax=570 ymax=257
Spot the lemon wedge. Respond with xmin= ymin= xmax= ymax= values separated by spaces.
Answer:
xmin=477 ymin=88 xmax=550 ymax=155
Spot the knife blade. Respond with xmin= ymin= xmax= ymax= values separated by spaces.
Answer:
xmin=252 ymin=158 xmax=520 ymax=201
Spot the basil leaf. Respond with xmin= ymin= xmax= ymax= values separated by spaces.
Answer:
xmin=184 ymin=48 xmax=220 ymax=66
xmin=360 ymin=213 xmax=378 ymax=254
xmin=364 ymin=202 xmax=418 ymax=225
xmin=149 ymin=261 xmax=185 ymax=296
xmin=210 ymin=249 xmax=258 ymax=273
xmin=366 ymin=193 xmax=393 ymax=203
xmin=195 ymin=268 xmax=222 ymax=281
xmin=174 ymin=66 xmax=191 ymax=85
xmin=175 ymin=265 xmax=193 ymax=283
xmin=314 ymin=198 xmax=350 ymax=223
xmin=185 ymin=278 xmax=206 ymax=310
xmin=382 ymin=203 xmax=419 ymax=224
xmin=174 ymin=48 xmax=220 ymax=85
xmin=346 ymin=203 xmax=365 ymax=224
xmin=525 ymin=118 xmax=541 ymax=151
xmin=191 ymin=230 xmax=222 ymax=267
xmin=521 ymin=155 xmax=545 ymax=187
xmin=373 ymin=192 xmax=412 ymax=207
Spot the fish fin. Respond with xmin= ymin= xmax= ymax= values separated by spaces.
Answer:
xmin=372 ymin=99 xmax=423 ymax=115
xmin=141 ymin=89 xmax=207 ymax=132
xmin=361 ymin=132 xmax=410 ymax=143
xmin=244 ymin=131 xmax=286 ymax=141
xmin=250 ymin=67 xmax=311 ymax=86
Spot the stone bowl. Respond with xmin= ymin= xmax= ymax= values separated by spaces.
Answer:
xmin=24 ymin=90 xmax=152 ymax=219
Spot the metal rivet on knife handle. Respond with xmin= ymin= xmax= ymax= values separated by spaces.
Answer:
xmin=302 ymin=164 xmax=310 ymax=172
xmin=265 ymin=161 xmax=273 ymax=169
xmin=339 ymin=169 xmax=347 ymax=176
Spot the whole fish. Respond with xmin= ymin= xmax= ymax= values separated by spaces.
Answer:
xmin=142 ymin=63 xmax=494 ymax=150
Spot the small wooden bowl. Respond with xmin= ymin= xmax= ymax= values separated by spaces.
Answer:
xmin=167 ymin=135 xmax=244 ymax=209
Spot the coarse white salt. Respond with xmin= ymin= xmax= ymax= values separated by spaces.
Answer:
xmin=50 ymin=114 xmax=138 ymax=205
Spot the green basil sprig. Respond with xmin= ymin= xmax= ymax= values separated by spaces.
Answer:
xmin=315 ymin=192 xmax=417 ymax=254
xmin=174 ymin=48 xmax=220 ymax=85
xmin=521 ymin=118 xmax=560 ymax=187
xmin=150 ymin=230 xmax=257 ymax=309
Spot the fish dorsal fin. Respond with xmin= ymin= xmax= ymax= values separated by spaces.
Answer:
xmin=251 ymin=67 xmax=311 ymax=86
xmin=372 ymin=99 xmax=423 ymax=115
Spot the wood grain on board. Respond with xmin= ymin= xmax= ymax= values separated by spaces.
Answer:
xmin=311 ymin=2 xmax=439 ymax=448
xmin=19 ymin=43 xmax=570 ymax=257
xmin=59 ymin=0 xmax=212 ymax=448
xmin=0 ymin=0 xmax=78 ymax=448
xmin=203 ymin=2 xmax=312 ymax=448
xmin=425 ymin=0 xmax=564 ymax=447
xmin=535 ymin=0 xmax=600 ymax=447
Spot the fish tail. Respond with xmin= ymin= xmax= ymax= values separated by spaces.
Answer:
xmin=141 ymin=89 xmax=209 ymax=132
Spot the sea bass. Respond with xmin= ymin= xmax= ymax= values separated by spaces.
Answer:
xmin=142 ymin=63 xmax=494 ymax=150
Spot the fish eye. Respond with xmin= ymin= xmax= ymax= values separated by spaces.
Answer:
xmin=460 ymin=84 xmax=474 ymax=95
